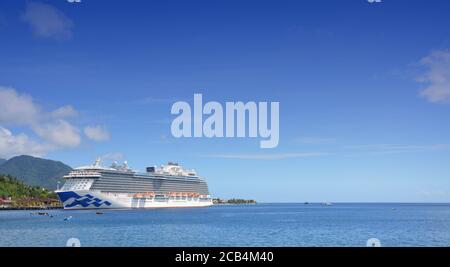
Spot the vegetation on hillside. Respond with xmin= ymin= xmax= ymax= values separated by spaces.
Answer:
xmin=0 ymin=174 xmax=59 ymax=208
xmin=0 ymin=174 xmax=56 ymax=198
xmin=213 ymin=198 xmax=257 ymax=204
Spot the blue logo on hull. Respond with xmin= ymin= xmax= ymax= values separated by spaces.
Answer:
xmin=57 ymin=191 xmax=112 ymax=208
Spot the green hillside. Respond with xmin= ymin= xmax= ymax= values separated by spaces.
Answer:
xmin=0 ymin=155 xmax=72 ymax=190
xmin=0 ymin=174 xmax=56 ymax=199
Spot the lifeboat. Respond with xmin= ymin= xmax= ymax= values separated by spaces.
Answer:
xmin=143 ymin=192 xmax=155 ymax=198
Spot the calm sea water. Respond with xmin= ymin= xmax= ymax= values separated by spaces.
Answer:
xmin=0 ymin=203 xmax=449 ymax=247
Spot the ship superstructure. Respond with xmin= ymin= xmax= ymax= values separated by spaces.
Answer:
xmin=55 ymin=159 xmax=213 ymax=209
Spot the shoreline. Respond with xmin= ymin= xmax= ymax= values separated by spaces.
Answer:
xmin=0 ymin=206 xmax=63 ymax=211
xmin=2 ymin=202 xmax=450 ymax=211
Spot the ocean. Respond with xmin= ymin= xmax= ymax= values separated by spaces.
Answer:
xmin=0 ymin=203 xmax=449 ymax=247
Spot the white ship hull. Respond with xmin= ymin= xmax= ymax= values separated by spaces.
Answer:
xmin=56 ymin=190 xmax=213 ymax=210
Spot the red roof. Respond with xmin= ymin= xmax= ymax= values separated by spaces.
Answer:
xmin=0 ymin=198 xmax=13 ymax=204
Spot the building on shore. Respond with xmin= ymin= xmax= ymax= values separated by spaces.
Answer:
xmin=0 ymin=197 xmax=13 ymax=208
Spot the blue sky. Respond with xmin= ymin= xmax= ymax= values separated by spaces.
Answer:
xmin=1 ymin=0 xmax=450 ymax=202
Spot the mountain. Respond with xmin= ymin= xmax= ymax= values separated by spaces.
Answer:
xmin=0 ymin=155 xmax=72 ymax=190
xmin=0 ymin=159 xmax=6 ymax=166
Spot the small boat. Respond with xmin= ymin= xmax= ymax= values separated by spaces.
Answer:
xmin=63 ymin=216 xmax=73 ymax=221
xmin=96 ymin=212 xmax=104 ymax=215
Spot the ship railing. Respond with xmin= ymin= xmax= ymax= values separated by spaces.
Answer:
xmin=64 ymin=173 xmax=101 ymax=178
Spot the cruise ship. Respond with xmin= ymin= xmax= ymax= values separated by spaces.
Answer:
xmin=55 ymin=159 xmax=213 ymax=209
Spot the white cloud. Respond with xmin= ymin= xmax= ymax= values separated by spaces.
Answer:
xmin=50 ymin=105 xmax=78 ymax=118
xmin=21 ymin=2 xmax=73 ymax=40
xmin=0 ymin=87 xmax=78 ymax=124
xmin=0 ymin=87 xmax=40 ymax=125
xmin=34 ymin=120 xmax=81 ymax=148
xmin=416 ymin=50 xmax=450 ymax=103
xmin=0 ymin=86 xmax=81 ymax=156
xmin=0 ymin=86 xmax=109 ymax=158
xmin=0 ymin=127 xmax=49 ymax=158
xmin=84 ymin=125 xmax=110 ymax=141
xmin=207 ymin=152 xmax=331 ymax=160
